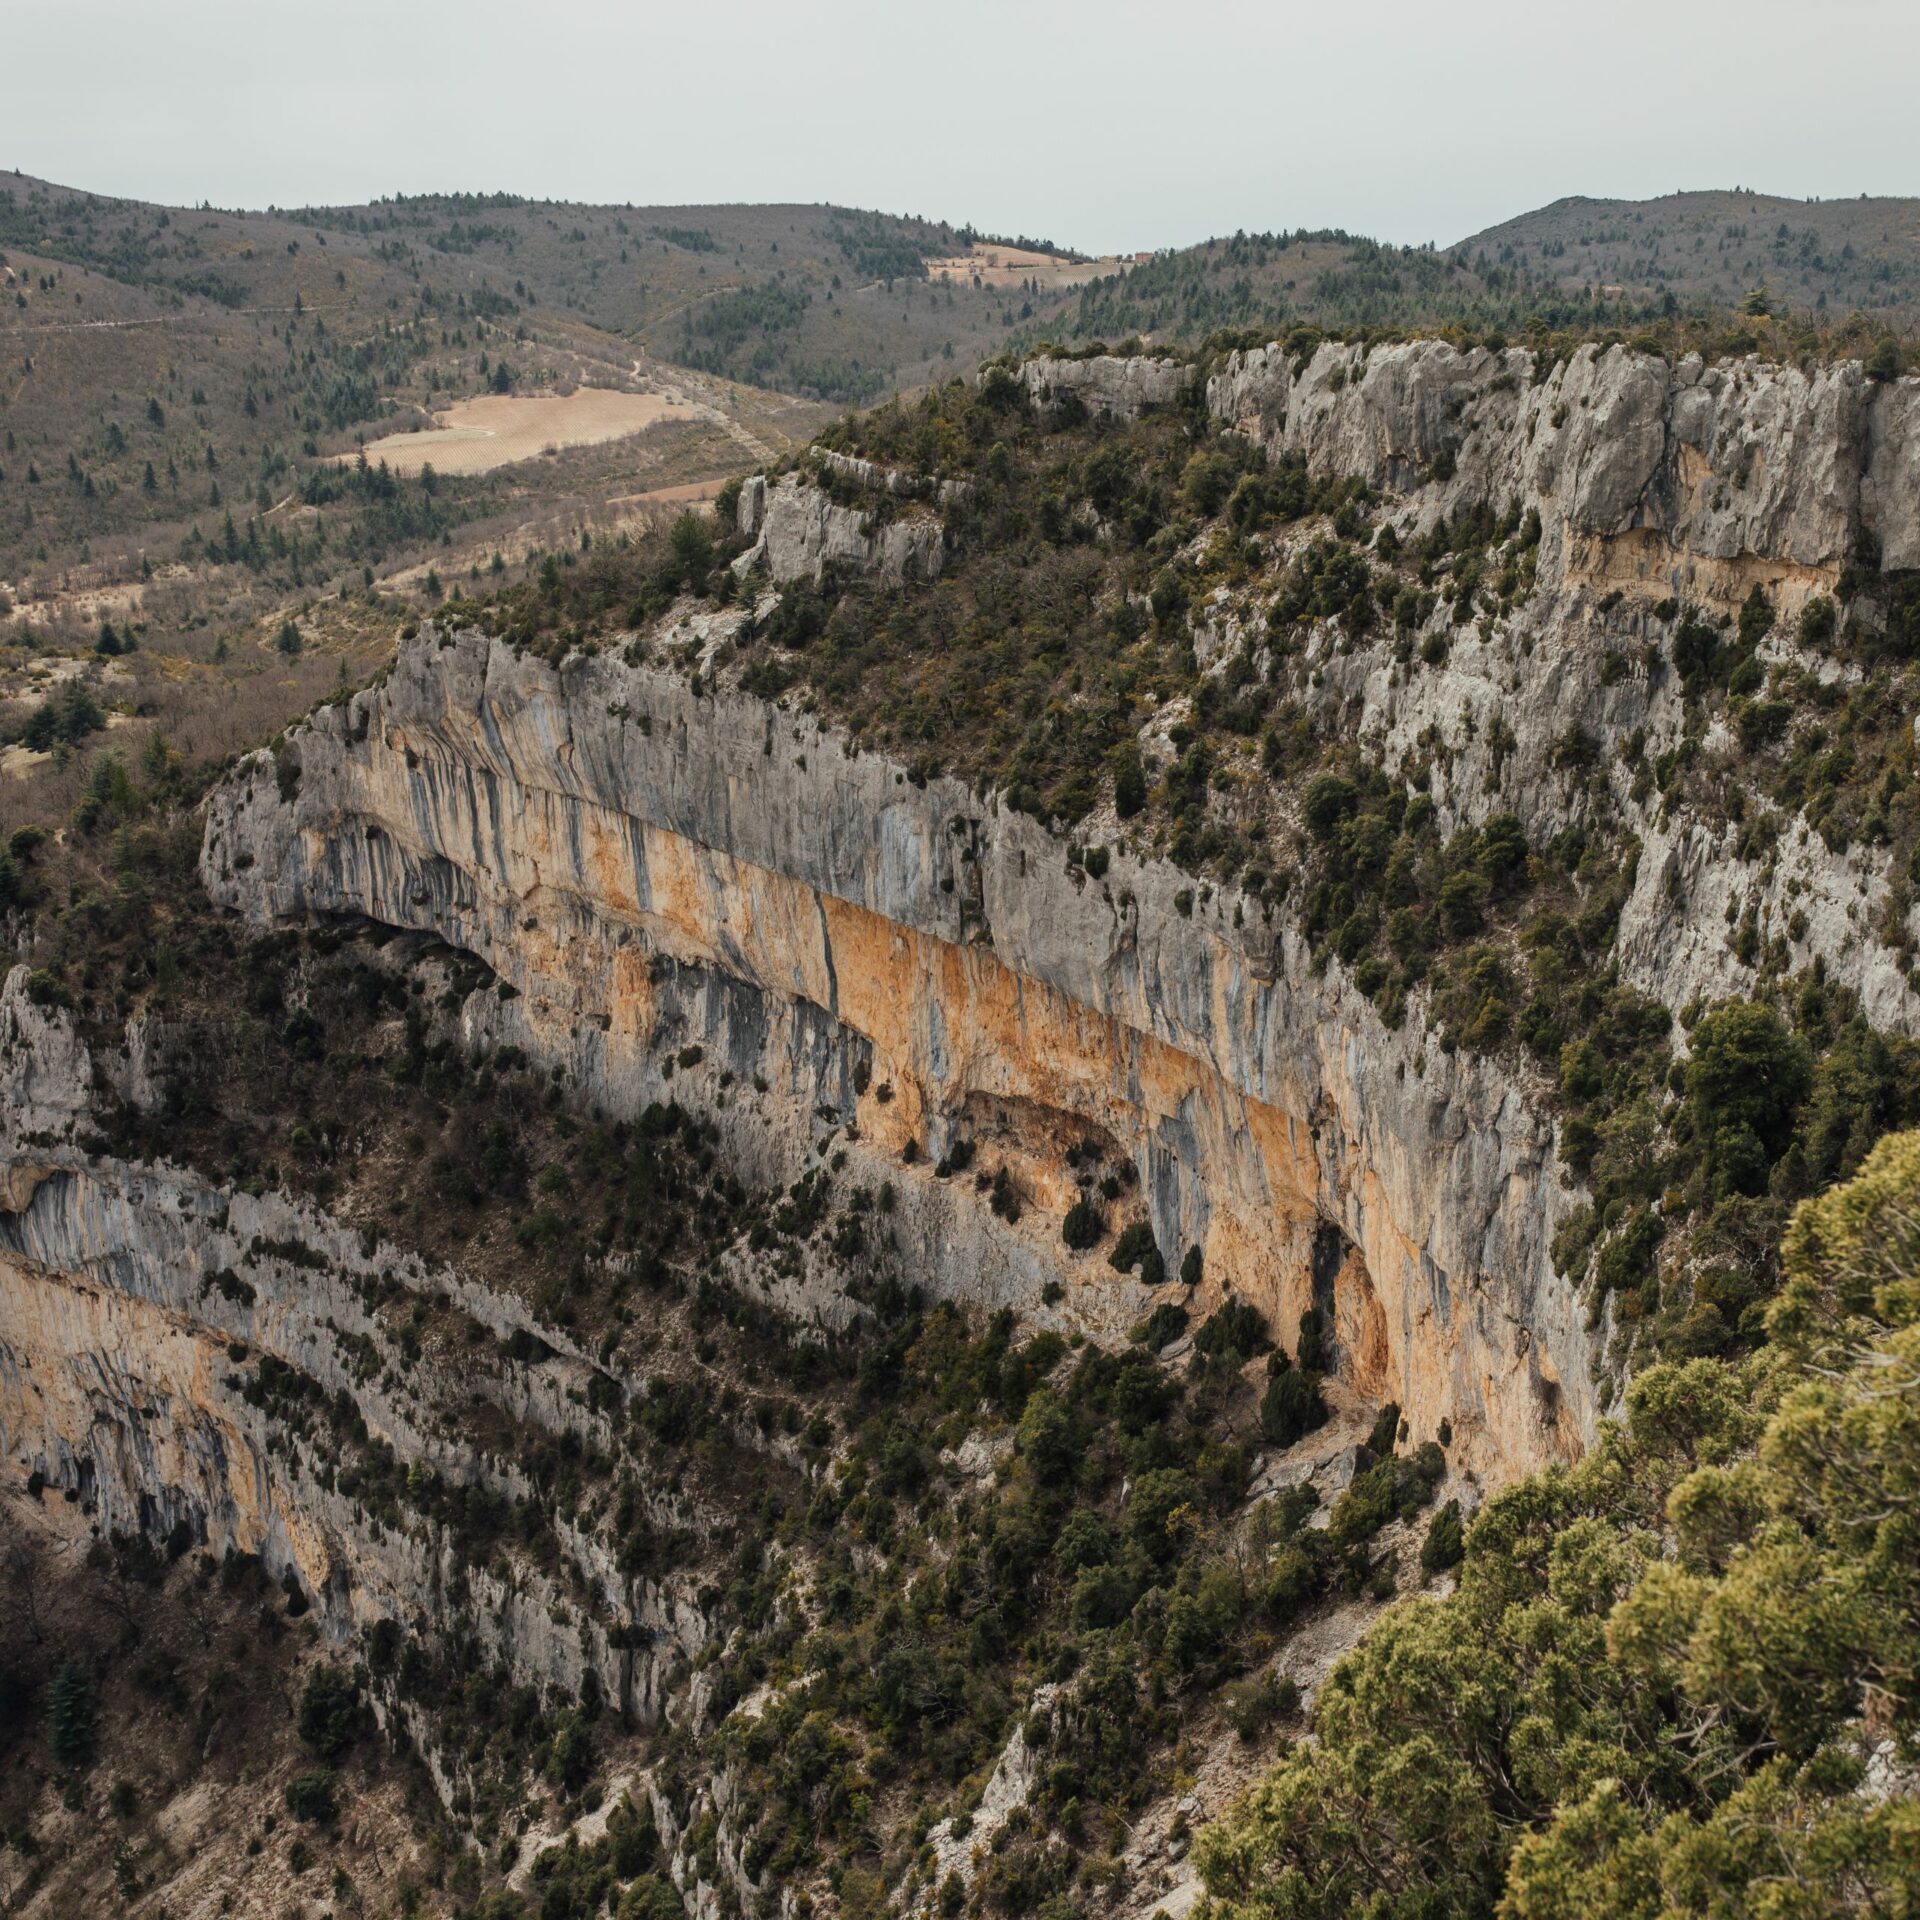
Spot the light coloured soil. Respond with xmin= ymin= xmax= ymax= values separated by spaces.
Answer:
xmin=1 ymin=571 xmax=171 ymax=631
xmin=924 ymin=243 xmax=1134 ymax=290
xmin=349 ymin=388 xmax=696 ymax=477
xmin=604 ymin=477 xmax=729 ymax=509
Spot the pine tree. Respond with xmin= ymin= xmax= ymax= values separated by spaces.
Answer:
xmin=46 ymin=1658 xmax=95 ymax=1768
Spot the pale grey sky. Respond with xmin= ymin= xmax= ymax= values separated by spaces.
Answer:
xmin=10 ymin=0 xmax=1916 ymax=252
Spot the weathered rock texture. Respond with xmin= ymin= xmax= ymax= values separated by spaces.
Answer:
xmin=16 ymin=340 xmax=1918 ymax=1663
xmin=0 ymin=968 xmax=708 ymax=1734
xmin=1208 ymin=338 xmax=1920 ymax=580
xmin=1014 ymin=351 xmax=1195 ymax=421
xmin=198 ymin=629 xmax=1594 ymax=1481
xmin=734 ymin=471 xmax=944 ymax=586
xmin=14 ymin=336 xmax=1917 ymax=1899
xmin=818 ymin=448 xmax=973 ymax=506
xmin=1202 ymin=340 xmax=1920 ymax=1034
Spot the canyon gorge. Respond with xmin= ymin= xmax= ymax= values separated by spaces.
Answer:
xmin=6 ymin=331 xmax=1920 ymax=1920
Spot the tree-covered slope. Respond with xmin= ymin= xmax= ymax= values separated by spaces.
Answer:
xmin=1196 ymin=1127 xmax=1920 ymax=1919
xmin=8 ymin=316 xmax=1920 ymax=1920
xmin=1457 ymin=189 xmax=1920 ymax=324
xmin=1049 ymin=196 xmax=1920 ymax=359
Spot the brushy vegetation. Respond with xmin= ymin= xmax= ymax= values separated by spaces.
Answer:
xmin=11 ymin=253 xmax=1920 ymax=1910
xmin=442 ymin=346 xmax=1920 ymax=1407
xmin=1196 ymin=1127 xmax=1920 ymax=1919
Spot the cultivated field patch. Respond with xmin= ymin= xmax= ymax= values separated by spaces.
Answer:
xmin=349 ymin=388 xmax=695 ymax=477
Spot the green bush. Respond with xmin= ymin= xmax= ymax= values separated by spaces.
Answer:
xmin=1194 ymin=1298 xmax=1268 ymax=1367
xmin=1686 ymin=1000 xmax=1812 ymax=1196
xmin=296 ymin=1667 xmax=364 ymax=1762
xmin=1798 ymin=595 xmax=1836 ymax=648
xmin=1062 ymin=1198 xmax=1103 ymax=1250
xmin=1127 ymin=1468 xmax=1202 ymax=1564
xmin=1260 ymin=1369 xmax=1327 ymax=1447
xmin=1295 ymin=1307 xmax=1326 ymax=1373
xmin=1303 ymin=774 xmax=1358 ymax=837
xmin=1131 ymin=1302 xmax=1189 ymax=1351
xmin=284 ymin=1767 xmax=338 ymax=1823
xmin=1017 ymin=1390 xmax=1077 ymax=1484
xmin=1419 ymin=1499 xmax=1465 ymax=1576
xmin=617 ymin=1877 xmax=684 ymax=1920
xmin=1052 ymin=1507 xmax=1115 ymax=1573
xmin=1070 ymin=1561 xmax=1138 ymax=1631
xmin=1222 ymin=1670 xmax=1300 ymax=1742
xmin=46 ymin=1658 xmax=95 ymax=1769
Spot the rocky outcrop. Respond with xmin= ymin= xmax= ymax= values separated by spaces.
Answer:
xmin=817 ymin=448 xmax=973 ymax=507
xmin=0 ymin=967 xmax=709 ymax=1731
xmin=1015 ymin=351 xmax=1194 ymax=421
xmin=199 ymin=627 xmax=1596 ymax=1481
xmin=915 ymin=1685 xmax=1056 ymax=1912
xmin=1208 ymin=338 xmax=1920 ymax=593
xmin=734 ymin=471 xmax=944 ymax=586
xmin=1205 ymin=338 xmax=1920 ymax=1034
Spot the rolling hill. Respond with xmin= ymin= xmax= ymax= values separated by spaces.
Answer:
xmin=1453 ymin=188 xmax=1920 ymax=320
xmin=0 ymin=173 xmax=1130 ymax=784
xmin=1045 ymin=192 xmax=1920 ymax=356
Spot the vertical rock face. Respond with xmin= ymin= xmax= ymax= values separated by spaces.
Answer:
xmin=0 ymin=966 xmax=708 ymax=1726
xmin=1203 ymin=339 xmax=1920 ymax=1037
xmin=199 ymin=630 xmax=1594 ymax=1480
xmin=1207 ymin=338 xmax=1918 ymax=586
xmin=15 ymin=336 xmax=1917 ymax=1894
xmin=12 ymin=338 xmax=1915 ymax=1674
xmin=733 ymin=471 xmax=945 ymax=586
xmin=1012 ymin=352 xmax=1195 ymax=421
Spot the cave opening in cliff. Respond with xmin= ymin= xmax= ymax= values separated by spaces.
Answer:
xmin=1304 ymin=1216 xmax=1388 ymax=1396
xmin=1309 ymin=1219 xmax=1347 ymax=1366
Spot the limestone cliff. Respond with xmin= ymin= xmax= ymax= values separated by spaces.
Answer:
xmin=733 ymin=471 xmax=945 ymax=586
xmin=8 ymin=332 xmax=1916 ymax=1916
xmin=0 ymin=970 xmax=708 ymax=1729
xmin=1207 ymin=338 xmax=1920 ymax=577
xmin=1199 ymin=339 xmax=1920 ymax=1032
xmin=198 ymin=628 xmax=1592 ymax=1481
xmin=1013 ymin=350 xmax=1195 ymax=420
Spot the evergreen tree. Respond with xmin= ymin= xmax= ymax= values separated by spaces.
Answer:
xmin=46 ymin=1658 xmax=95 ymax=1769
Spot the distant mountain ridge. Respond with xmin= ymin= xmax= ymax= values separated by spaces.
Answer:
xmin=0 ymin=172 xmax=1089 ymax=407
xmin=1046 ymin=190 xmax=1920 ymax=354
xmin=1452 ymin=187 xmax=1920 ymax=320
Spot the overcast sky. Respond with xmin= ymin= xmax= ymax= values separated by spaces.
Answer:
xmin=10 ymin=0 xmax=1916 ymax=252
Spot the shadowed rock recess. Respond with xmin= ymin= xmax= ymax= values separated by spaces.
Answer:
xmin=6 ymin=332 xmax=1920 ymax=1914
